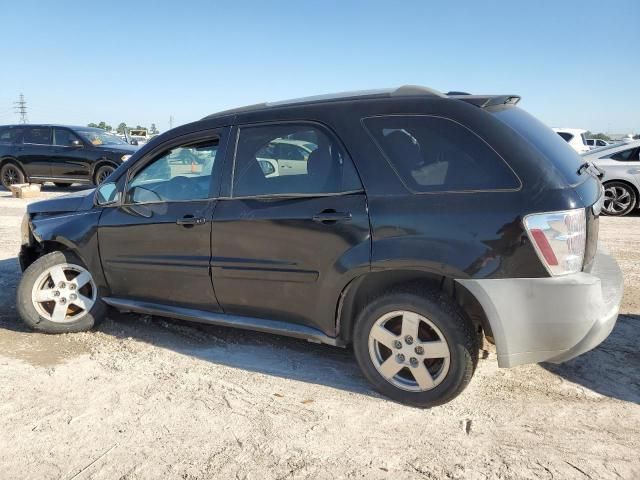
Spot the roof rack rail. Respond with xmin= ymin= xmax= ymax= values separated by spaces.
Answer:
xmin=391 ymin=85 xmax=446 ymax=98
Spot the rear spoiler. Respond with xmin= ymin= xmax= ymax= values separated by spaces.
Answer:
xmin=446 ymin=92 xmax=521 ymax=108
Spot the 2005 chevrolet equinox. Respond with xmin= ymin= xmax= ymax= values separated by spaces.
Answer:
xmin=16 ymin=86 xmax=623 ymax=407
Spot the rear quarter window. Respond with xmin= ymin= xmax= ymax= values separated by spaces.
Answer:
xmin=363 ymin=115 xmax=519 ymax=193
xmin=490 ymin=107 xmax=584 ymax=185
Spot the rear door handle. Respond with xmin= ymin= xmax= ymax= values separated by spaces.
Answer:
xmin=312 ymin=211 xmax=352 ymax=224
xmin=177 ymin=215 xmax=206 ymax=226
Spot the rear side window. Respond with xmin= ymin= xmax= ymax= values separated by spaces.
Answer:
xmin=0 ymin=127 xmax=23 ymax=144
xmin=557 ymin=132 xmax=573 ymax=142
xmin=233 ymin=123 xmax=362 ymax=197
xmin=24 ymin=127 xmax=52 ymax=145
xmin=609 ymin=148 xmax=638 ymax=162
xmin=363 ymin=115 xmax=519 ymax=192
xmin=490 ymin=107 xmax=583 ymax=184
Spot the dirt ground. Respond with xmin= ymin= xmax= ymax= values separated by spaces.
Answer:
xmin=0 ymin=186 xmax=638 ymax=480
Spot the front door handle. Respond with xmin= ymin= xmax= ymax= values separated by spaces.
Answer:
xmin=177 ymin=215 xmax=206 ymax=227
xmin=312 ymin=210 xmax=352 ymax=224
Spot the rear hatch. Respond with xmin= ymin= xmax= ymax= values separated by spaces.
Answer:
xmin=487 ymin=104 xmax=603 ymax=270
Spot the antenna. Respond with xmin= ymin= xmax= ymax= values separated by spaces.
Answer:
xmin=14 ymin=93 xmax=28 ymax=123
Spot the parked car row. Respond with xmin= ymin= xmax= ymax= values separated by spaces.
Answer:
xmin=0 ymin=125 xmax=138 ymax=190
xmin=16 ymin=86 xmax=622 ymax=408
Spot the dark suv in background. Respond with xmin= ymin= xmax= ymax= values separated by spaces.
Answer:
xmin=16 ymin=86 xmax=623 ymax=407
xmin=0 ymin=124 xmax=137 ymax=189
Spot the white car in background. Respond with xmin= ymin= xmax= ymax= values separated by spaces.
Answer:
xmin=582 ymin=140 xmax=640 ymax=216
xmin=586 ymin=138 xmax=610 ymax=149
xmin=256 ymin=138 xmax=316 ymax=177
xmin=553 ymin=128 xmax=590 ymax=153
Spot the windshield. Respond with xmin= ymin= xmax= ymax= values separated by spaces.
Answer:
xmin=491 ymin=106 xmax=583 ymax=184
xmin=76 ymin=128 xmax=128 ymax=146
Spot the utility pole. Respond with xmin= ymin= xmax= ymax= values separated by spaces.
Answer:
xmin=169 ymin=115 xmax=174 ymax=129
xmin=14 ymin=93 xmax=28 ymax=123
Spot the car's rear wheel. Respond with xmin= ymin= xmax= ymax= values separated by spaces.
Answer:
xmin=17 ymin=251 xmax=106 ymax=333
xmin=1 ymin=162 xmax=26 ymax=190
xmin=94 ymin=165 xmax=115 ymax=185
xmin=353 ymin=289 xmax=478 ymax=408
xmin=603 ymin=181 xmax=636 ymax=216
xmin=53 ymin=182 xmax=72 ymax=188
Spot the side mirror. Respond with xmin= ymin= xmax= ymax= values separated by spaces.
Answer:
xmin=95 ymin=182 xmax=120 ymax=206
xmin=71 ymin=140 xmax=83 ymax=147
xmin=130 ymin=139 xmax=139 ymax=146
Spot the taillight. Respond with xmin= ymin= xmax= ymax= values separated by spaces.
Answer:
xmin=523 ymin=208 xmax=586 ymax=276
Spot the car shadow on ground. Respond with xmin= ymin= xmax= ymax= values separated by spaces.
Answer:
xmin=1 ymin=255 xmax=639 ymax=402
xmin=541 ymin=314 xmax=640 ymax=404
xmin=0 ymin=256 xmax=374 ymax=396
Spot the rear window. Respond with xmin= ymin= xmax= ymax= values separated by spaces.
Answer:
xmin=363 ymin=115 xmax=519 ymax=192
xmin=491 ymin=107 xmax=583 ymax=184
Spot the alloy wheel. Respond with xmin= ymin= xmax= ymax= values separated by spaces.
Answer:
xmin=97 ymin=167 xmax=114 ymax=185
xmin=31 ymin=263 xmax=97 ymax=323
xmin=604 ymin=185 xmax=632 ymax=215
xmin=368 ymin=310 xmax=450 ymax=392
xmin=2 ymin=166 xmax=20 ymax=188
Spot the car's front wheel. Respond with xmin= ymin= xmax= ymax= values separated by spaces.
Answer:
xmin=353 ymin=289 xmax=478 ymax=408
xmin=94 ymin=165 xmax=115 ymax=185
xmin=17 ymin=251 xmax=106 ymax=333
xmin=603 ymin=181 xmax=637 ymax=216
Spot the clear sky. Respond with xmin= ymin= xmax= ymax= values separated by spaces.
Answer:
xmin=1 ymin=0 xmax=638 ymax=134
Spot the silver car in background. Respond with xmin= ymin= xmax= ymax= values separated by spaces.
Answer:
xmin=582 ymin=140 xmax=640 ymax=216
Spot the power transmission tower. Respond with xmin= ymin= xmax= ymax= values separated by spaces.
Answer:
xmin=14 ymin=93 xmax=28 ymax=123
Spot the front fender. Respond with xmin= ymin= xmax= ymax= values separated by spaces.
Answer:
xmin=28 ymin=210 xmax=107 ymax=291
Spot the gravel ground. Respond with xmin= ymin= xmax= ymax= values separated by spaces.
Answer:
xmin=0 ymin=186 xmax=638 ymax=480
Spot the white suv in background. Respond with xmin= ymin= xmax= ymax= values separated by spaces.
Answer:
xmin=553 ymin=128 xmax=589 ymax=153
xmin=586 ymin=138 xmax=610 ymax=149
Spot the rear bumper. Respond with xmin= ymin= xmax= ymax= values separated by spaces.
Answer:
xmin=456 ymin=248 xmax=623 ymax=367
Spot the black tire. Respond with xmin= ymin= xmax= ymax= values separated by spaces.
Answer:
xmin=1 ymin=162 xmax=26 ymax=190
xmin=94 ymin=165 xmax=115 ymax=185
xmin=353 ymin=288 xmax=478 ymax=408
xmin=603 ymin=181 xmax=637 ymax=216
xmin=53 ymin=182 xmax=72 ymax=188
xmin=16 ymin=251 xmax=106 ymax=334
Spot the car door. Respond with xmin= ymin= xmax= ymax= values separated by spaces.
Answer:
xmin=50 ymin=127 xmax=92 ymax=180
xmin=211 ymin=122 xmax=371 ymax=337
xmin=18 ymin=126 xmax=54 ymax=179
xmin=98 ymin=128 xmax=229 ymax=311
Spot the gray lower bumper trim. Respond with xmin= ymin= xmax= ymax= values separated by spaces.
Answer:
xmin=456 ymin=248 xmax=623 ymax=368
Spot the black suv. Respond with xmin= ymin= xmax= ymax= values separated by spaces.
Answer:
xmin=16 ymin=86 xmax=623 ymax=407
xmin=0 ymin=124 xmax=138 ymax=189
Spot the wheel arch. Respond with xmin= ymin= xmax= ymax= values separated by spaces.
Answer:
xmin=336 ymin=269 xmax=492 ymax=344
xmin=91 ymin=158 xmax=119 ymax=184
xmin=0 ymin=157 xmax=27 ymax=179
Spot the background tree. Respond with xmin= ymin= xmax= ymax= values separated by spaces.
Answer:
xmin=584 ymin=131 xmax=611 ymax=141
xmin=87 ymin=122 xmax=98 ymax=128
xmin=150 ymin=123 xmax=159 ymax=135
xmin=93 ymin=121 xmax=113 ymax=132
xmin=634 ymin=134 xmax=640 ymax=140
xmin=116 ymin=122 xmax=128 ymax=134
xmin=135 ymin=125 xmax=145 ymax=130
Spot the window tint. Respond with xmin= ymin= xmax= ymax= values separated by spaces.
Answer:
xmin=233 ymin=124 xmax=362 ymax=197
xmin=127 ymin=140 xmax=218 ymax=203
xmin=490 ymin=107 xmax=583 ymax=184
xmin=54 ymin=128 xmax=81 ymax=146
xmin=596 ymin=140 xmax=607 ymax=146
xmin=586 ymin=139 xmax=594 ymax=146
xmin=364 ymin=116 xmax=519 ymax=192
xmin=609 ymin=148 xmax=638 ymax=162
xmin=556 ymin=132 xmax=573 ymax=142
xmin=24 ymin=127 xmax=52 ymax=145
xmin=0 ymin=127 xmax=23 ymax=144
